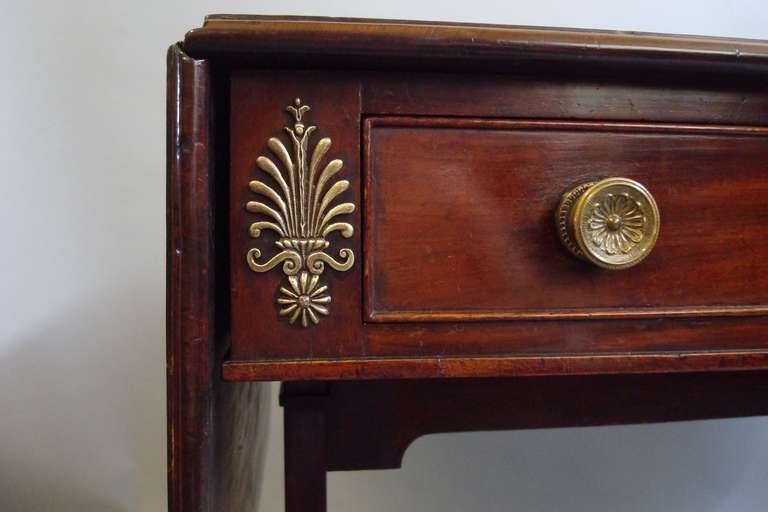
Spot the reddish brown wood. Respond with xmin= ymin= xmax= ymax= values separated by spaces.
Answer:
xmin=167 ymin=43 xmax=267 ymax=512
xmin=229 ymin=71 xmax=363 ymax=360
xmin=184 ymin=15 xmax=768 ymax=77
xmin=276 ymin=372 xmax=768 ymax=510
xmin=282 ymin=383 xmax=329 ymax=512
xmin=322 ymin=372 xmax=768 ymax=471
xmin=170 ymin=16 xmax=768 ymax=512
xmin=227 ymin=63 xmax=768 ymax=376
xmin=223 ymin=351 xmax=768 ymax=382
xmin=167 ymin=42 xmax=215 ymax=512
xmin=365 ymin=117 xmax=768 ymax=320
xmin=362 ymin=73 xmax=768 ymax=126
xmin=228 ymin=307 xmax=768 ymax=375
xmin=360 ymin=316 xmax=768 ymax=358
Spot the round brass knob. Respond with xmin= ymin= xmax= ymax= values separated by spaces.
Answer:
xmin=556 ymin=177 xmax=660 ymax=270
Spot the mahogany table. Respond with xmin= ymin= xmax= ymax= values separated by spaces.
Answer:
xmin=167 ymin=16 xmax=768 ymax=511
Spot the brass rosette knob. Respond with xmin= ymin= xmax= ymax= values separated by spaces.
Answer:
xmin=556 ymin=177 xmax=660 ymax=269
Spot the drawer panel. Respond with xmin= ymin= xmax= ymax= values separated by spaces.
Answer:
xmin=191 ymin=18 xmax=768 ymax=380
xmin=365 ymin=117 xmax=768 ymax=321
xmin=228 ymin=71 xmax=768 ymax=374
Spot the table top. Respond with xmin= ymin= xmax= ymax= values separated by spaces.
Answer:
xmin=183 ymin=14 xmax=768 ymax=74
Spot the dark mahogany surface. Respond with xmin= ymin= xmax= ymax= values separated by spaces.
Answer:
xmin=167 ymin=44 xmax=267 ymax=512
xmin=317 ymin=372 xmax=768 ymax=471
xmin=279 ymin=371 xmax=768 ymax=512
xmin=361 ymin=72 xmax=768 ymax=126
xmin=185 ymin=15 xmax=768 ymax=77
xmin=169 ymin=16 xmax=768 ymax=512
xmin=229 ymin=71 xmax=362 ymax=360
xmin=227 ymin=68 xmax=768 ymax=374
xmin=167 ymin=43 xmax=216 ymax=512
xmin=366 ymin=118 xmax=768 ymax=320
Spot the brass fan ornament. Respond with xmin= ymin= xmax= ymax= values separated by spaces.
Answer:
xmin=245 ymin=98 xmax=355 ymax=327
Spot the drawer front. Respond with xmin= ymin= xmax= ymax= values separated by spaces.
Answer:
xmin=227 ymin=70 xmax=768 ymax=376
xmin=365 ymin=117 xmax=768 ymax=321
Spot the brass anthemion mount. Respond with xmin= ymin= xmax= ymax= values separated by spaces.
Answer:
xmin=245 ymin=98 xmax=355 ymax=327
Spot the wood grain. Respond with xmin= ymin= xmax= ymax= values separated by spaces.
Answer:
xmin=321 ymin=372 xmax=768 ymax=471
xmin=227 ymin=62 xmax=768 ymax=376
xmin=365 ymin=117 xmax=768 ymax=321
xmin=167 ymin=44 xmax=268 ymax=512
xmin=171 ymin=16 xmax=768 ymax=512
xmin=228 ymin=71 xmax=363 ymax=360
xmin=224 ymin=351 xmax=768 ymax=382
xmin=167 ymin=43 xmax=215 ymax=512
xmin=362 ymin=73 xmax=768 ymax=126
xmin=281 ymin=383 xmax=329 ymax=512
xmin=185 ymin=15 xmax=768 ymax=77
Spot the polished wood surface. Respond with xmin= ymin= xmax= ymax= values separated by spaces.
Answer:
xmin=278 ymin=371 xmax=768 ymax=512
xmin=185 ymin=15 xmax=768 ymax=76
xmin=362 ymin=72 xmax=768 ymax=126
xmin=316 ymin=372 xmax=768 ymax=471
xmin=366 ymin=117 xmax=768 ymax=320
xmin=167 ymin=43 xmax=215 ymax=512
xmin=282 ymin=383 xmax=329 ymax=512
xmin=229 ymin=71 xmax=362 ymax=360
xmin=168 ymin=17 xmax=768 ymax=512
xmin=227 ymin=67 xmax=768 ymax=376
xmin=167 ymin=44 xmax=267 ymax=512
xmin=223 ymin=351 xmax=768 ymax=381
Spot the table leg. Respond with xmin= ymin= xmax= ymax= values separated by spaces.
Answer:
xmin=283 ymin=385 xmax=328 ymax=512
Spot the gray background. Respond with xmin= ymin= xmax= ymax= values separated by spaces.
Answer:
xmin=1 ymin=1 xmax=766 ymax=510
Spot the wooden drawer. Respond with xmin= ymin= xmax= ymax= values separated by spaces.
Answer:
xmin=365 ymin=117 xmax=768 ymax=321
xmin=168 ymin=19 xmax=768 ymax=512
xmin=196 ymin=19 xmax=768 ymax=380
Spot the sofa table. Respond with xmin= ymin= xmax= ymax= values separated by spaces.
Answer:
xmin=167 ymin=16 xmax=768 ymax=512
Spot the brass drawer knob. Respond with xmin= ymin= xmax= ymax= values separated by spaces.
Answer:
xmin=556 ymin=177 xmax=660 ymax=269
